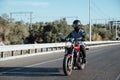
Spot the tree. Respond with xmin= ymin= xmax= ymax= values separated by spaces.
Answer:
xmin=8 ymin=21 xmax=29 ymax=44
xmin=0 ymin=16 xmax=10 ymax=44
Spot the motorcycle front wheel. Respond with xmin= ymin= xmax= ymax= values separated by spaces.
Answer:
xmin=63 ymin=55 xmax=73 ymax=76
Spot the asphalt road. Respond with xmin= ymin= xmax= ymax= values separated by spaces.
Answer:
xmin=0 ymin=45 xmax=120 ymax=80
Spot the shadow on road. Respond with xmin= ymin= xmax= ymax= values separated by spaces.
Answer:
xmin=0 ymin=67 xmax=64 ymax=77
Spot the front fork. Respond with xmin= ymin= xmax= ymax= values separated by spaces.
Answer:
xmin=65 ymin=48 xmax=74 ymax=68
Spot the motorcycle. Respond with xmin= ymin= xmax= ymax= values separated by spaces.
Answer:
xmin=63 ymin=38 xmax=86 ymax=76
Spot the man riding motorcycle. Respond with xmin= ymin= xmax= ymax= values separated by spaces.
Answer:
xmin=66 ymin=19 xmax=86 ymax=64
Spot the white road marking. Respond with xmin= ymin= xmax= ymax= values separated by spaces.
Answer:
xmin=26 ymin=58 xmax=63 ymax=67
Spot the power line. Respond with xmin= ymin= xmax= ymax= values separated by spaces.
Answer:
xmin=32 ymin=16 xmax=79 ymax=19
xmin=91 ymin=0 xmax=109 ymax=19
xmin=10 ymin=12 xmax=33 ymax=30
xmin=31 ymin=16 xmax=79 ymax=24
xmin=91 ymin=6 xmax=105 ymax=19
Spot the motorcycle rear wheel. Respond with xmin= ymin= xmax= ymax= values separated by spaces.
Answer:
xmin=76 ymin=52 xmax=85 ymax=70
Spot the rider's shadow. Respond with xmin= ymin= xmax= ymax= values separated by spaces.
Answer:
xmin=0 ymin=67 xmax=64 ymax=77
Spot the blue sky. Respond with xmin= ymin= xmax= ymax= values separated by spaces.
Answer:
xmin=0 ymin=0 xmax=120 ymax=24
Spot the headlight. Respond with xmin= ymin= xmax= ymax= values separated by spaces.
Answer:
xmin=65 ymin=42 xmax=72 ymax=48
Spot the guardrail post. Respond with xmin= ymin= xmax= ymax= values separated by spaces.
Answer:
xmin=55 ymin=47 xmax=57 ymax=50
xmin=21 ymin=50 xmax=23 ymax=55
xmin=46 ymin=48 xmax=48 ymax=51
xmin=35 ymin=49 xmax=38 ymax=53
xmin=28 ymin=49 xmax=31 ymax=54
xmin=11 ymin=51 xmax=14 ymax=56
xmin=41 ymin=48 xmax=43 ymax=52
xmin=51 ymin=48 xmax=53 ymax=51
xmin=1 ymin=52 xmax=4 ymax=58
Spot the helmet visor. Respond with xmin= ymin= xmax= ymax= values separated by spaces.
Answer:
xmin=72 ymin=24 xmax=81 ymax=28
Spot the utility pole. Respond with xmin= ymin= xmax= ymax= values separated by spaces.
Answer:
xmin=115 ymin=20 xmax=118 ymax=39
xmin=89 ymin=0 xmax=92 ymax=41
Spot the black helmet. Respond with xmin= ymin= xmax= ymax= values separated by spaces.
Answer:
xmin=72 ymin=20 xmax=82 ymax=30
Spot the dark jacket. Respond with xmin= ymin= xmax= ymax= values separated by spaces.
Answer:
xmin=67 ymin=29 xmax=86 ymax=41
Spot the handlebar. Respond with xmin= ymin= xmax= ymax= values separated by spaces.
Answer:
xmin=65 ymin=37 xmax=83 ymax=42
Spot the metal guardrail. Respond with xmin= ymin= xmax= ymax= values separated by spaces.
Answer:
xmin=0 ymin=41 xmax=120 ymax=58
